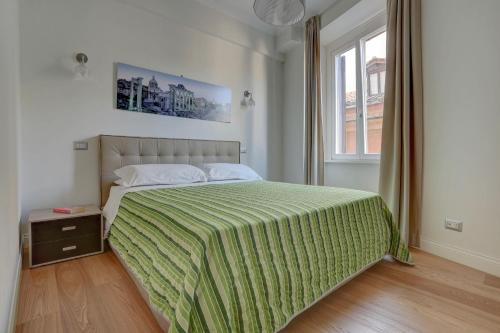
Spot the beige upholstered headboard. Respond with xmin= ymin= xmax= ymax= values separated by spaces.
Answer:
xmin=99 ymin=135 xmax=240 ymax=207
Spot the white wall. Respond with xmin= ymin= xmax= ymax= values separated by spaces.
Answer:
xmin=325 ymin=163 xmax=379 ymax=192
xmin=420 ymin=0 xmax=500 ymax=276
xmin=282 ymin=44 xmax=305 ymax=184
xmin=0 ymin=0 xmax=21 ymax=330
xmin=124 ymin=0 xmax=281 ymax=61
xmin=19 ymin=0 xmax=284 ymax=220
xmin=321 ymin=0 xmax=362 ymax=30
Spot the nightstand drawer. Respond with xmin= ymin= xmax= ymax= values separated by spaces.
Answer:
xmin=31 ymin=214 xmax=101 ymax=244
xmin=31 ymin=234 xmax=102 ymax=266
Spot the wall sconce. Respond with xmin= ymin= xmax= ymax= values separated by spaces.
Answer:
xmin=74 ymin=52 xmax=89 ymax=80
xmin=240 ymin=90 xmax=255 ymax=109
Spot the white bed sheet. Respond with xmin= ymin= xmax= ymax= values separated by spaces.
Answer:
xmin=102 ymin=179 xmax=250 ymax=235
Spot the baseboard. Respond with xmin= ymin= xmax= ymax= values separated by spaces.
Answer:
xmin=7 ymin=249 xmax=22 ymax=333
xmin=420 ymin=238 xmax=500 ymax=277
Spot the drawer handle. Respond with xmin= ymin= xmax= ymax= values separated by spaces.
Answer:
xmin=62 ymin=226 xmax=77 ymax=231
xmin=62 ymin=245 xmax=77 ymax=252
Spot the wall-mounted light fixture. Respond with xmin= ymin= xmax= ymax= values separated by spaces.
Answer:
xmin=240 ymin=90 xmax=255 ymax=109
xmin=74 ymin=52 xmax=89 ymax=80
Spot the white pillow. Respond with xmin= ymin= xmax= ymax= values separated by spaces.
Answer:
xmin=114 ymin=164 xmax=207 ymax=187
xmin=199 ymin=163 xmax=262 ymax=181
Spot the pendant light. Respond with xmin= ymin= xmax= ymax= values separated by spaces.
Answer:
xmin=253 ymin=0 xmax=305 ymax=26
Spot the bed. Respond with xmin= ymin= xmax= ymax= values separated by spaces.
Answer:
xmin=99 ymin=135 xmax=412 ymax=333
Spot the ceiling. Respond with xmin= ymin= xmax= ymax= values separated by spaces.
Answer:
xmin=193 ymin=0 xmax=338 ymax=35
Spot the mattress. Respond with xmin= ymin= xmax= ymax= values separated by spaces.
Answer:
xmin=106 ymin=180 xmax=412 ymax=333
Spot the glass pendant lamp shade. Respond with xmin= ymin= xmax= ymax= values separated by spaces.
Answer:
xmin=253 ymin=0 xmax=305 ymax=26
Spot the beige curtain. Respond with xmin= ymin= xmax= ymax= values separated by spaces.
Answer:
xmin=379 ymin=0 xmax=423 ymax=247
xmin=305 ymin=15 xmax=324 ymax=186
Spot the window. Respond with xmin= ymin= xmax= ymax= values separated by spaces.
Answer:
xmin=328 ymin=26 xmax=386 ymax=160
xmin=335 ymin=47 xmax=357 ymax=155
xmin=369 ymin=73 xmax=378 ymax=95
xmin=380 ymin=71 xmax=385 ymax=94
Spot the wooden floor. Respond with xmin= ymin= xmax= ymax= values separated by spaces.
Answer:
xmin=16 ymin=249 xmax=500 ymax=333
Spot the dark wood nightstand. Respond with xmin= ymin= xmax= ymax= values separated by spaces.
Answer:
xmin=28 ymin=205 xmax=103 ymax=267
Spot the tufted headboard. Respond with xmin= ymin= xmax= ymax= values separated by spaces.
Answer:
xmin=99 ymin=135 xmax=240 ymax=207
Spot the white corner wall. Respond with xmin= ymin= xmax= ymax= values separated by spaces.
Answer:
xmin=0 ymin=0 xmax=21 ymax=330
xmin=19 ymin=0 xmax=284 ymax=221
xmin=420 ymin=0 xmax=500 ymax=276
xmin=282 ymin=0 xmax=500 ymax=276
xmin=324 ymin=163 xmax=379 ymax=192
xmin=282 ymin=0 xmax=382 ymax=192
xmin=282 ymin=40 xmax=380 ymax=192
xmin=283 ymin=44 xmax=305 ymax=184
xmin=321 ymin=0 xmax=384 ymax=193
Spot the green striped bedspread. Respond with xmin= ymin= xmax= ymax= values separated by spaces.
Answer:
xmin=108 ymin=181 xmax=412 ymax=333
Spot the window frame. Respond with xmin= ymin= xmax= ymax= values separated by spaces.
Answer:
xmin=333 ymin=43 xmax=358 ymax=158
xmin=325 ymin=17 xmax=386 ymax=163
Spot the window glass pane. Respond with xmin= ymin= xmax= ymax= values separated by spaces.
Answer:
xmin=369 ymin=73 xmax=378 ymax=95
xmin=380 ymin=71 xmax=386 ymax=93
xmin=335 ymin=47 xmax=357 ymax=155
xmin=364 ymin=31 xmax=386 ymax=154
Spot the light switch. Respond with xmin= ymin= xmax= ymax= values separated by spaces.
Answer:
xmin=240 ymin=146 xmax=247 ymax=154
xmin=73 ymin=141 xmax=88 ymax=150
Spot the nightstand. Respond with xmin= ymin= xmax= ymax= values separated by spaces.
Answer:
xmin=28 ymin=205 xmax=103 ymax=267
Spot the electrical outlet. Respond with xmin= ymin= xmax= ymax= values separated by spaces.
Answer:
xmin=73 ymin=141 xmax=88 ymax=150
xmin=445 ymin=218 xmax=463 ymax=232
